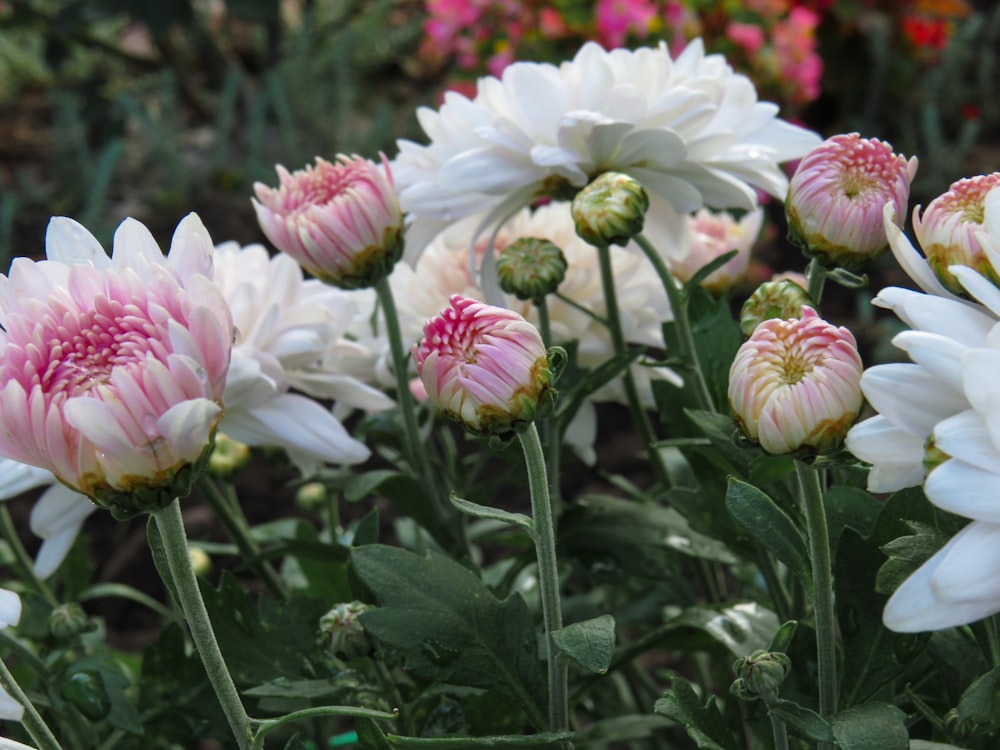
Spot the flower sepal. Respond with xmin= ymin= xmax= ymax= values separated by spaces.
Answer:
xmin=90 ymin=433 xmax=218 ymax=520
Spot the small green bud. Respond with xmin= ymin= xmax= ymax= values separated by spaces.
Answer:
xmin=296 ymin=481 xmax=330 ymax=512
xmin=731 ymin=649 xmax=791 ymax=700
xmin=739 ymin=279 xmax=813 ymax=337
xmin=208 ymin=433 xmax=251 ymax=478
xmin=319 ymin=601 xmax=373 ymax=660
xmin=571 ymin=172 xmax=649 ymax=248
xmin=61 ymin=671 xmax=111 ymax=720
xmin=189 ymin=547 xmax=212 ymax=577
xmin=49 ymin=603 xmax=91 ymax=639
xmin=496 ymin=237 xmax=568 ymax=303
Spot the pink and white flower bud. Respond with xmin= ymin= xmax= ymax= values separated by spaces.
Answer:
xmin=0 ymin=215 xmax=233 ymax=518
xmin=729 ymin=307 xmax=863 ymax=454
xmin=252 ymin=154 xmax=405 ymax=290
xmin=413 ymin=295 xmax=555 ymax=435
xmin=670 ymin=207 xmax=763 ymax=293
xmin=786 ymin=133 xmax=917 ymax=268
xmin=914 ymin=172 xmax=1000 ymax=294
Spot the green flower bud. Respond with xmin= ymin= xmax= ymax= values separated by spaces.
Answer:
xmin=739 ymin=279 xmax=813 ymax=337
xmin=49 ymin=603 xmax=91 ymax=640
xmin=189 ymin=547 xmax=212 ymax=577
xmin=319 ymin=601 xmax=373 ymax=660
xmin=295 ymin=481 xmax=330 ymax=512
xmin=496 ymin=238 xmax=568 ymax=303
xmin=731 ymin=649 xmax=791 ymax=700
xmin=208 ymin=433 xmax=251 ymax=478
xmin=571 ymin=172 xmax=649 ymax=248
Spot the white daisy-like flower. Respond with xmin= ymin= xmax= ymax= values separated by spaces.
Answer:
xmin=375 ymin=201 xmax=680 ymax=462
xmin=0 ymin=587 xmax=23 ymax=722
xmin=392 ymin=39 xmax=821 ymax=263
xmin=1 ymin=232 xmax=393 ymax=578
xmin=845 ymin=190 xmax=1000 ymax=631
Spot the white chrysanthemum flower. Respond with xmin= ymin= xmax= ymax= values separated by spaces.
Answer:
xmin=373 ymin=201 xmax=680 ymax=462
xmin=846 ymin=193 xmax=1000 ymax=631
xmin=392 ymin=39 xmax=821 ymax=263
xmin=1 ymin=237 xmax=393 ymax=578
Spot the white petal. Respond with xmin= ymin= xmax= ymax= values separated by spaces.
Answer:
xmin=0 ymin=686 xmax=25 ymax=722
xmin=931 ymin=522 xmax=1000 ymax=603
xmin=157 ymin=399 xmax=223 ymax=462
xmin=221 ymin=393 xmax=369 ymax=468
xmin=111 ymin=217 xmax=167 ymax=269
xmin=890 ymin=331 xmax=967 ymax=393
xmin=950 ymin=265 xmax=1000 ymax=317
xmin=883 ymin=524 xmax=1000 ymax=632
xmin=0 ymin=588 xmax=21 ymax=628
xmin=926 ymin=459 xmax=1000 ymax=523
xmin=934 ymin=410 xmax=1000 ymax=473
xmin=874 ymin=287 xmax=993 ymax=346
xmin=885 ymin=203 xmax=960 ymax=299
xmin=861 ymin=363 xmax=967 ymax=437
xmin=44 ymin=217 xmax=110 ymax=269
xmin=29 ymin=484 xmax=96 ymax=578
xmin=845 ymin=416 xmax=925 ymax=492
xmin=0 ymin=459 xmax=56 ymax=500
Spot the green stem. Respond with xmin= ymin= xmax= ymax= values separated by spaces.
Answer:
xmin=633 ymin=233 xmax=715 ymax=414
xmin=198 ymin=477 xmax=289 ymax=600
xmin=517 ymin=424 xmax=568 ymax=735
xmin=374 ymin=278 xmax=443 ymax=517
xmin=152 ymin=499 xmax=252 ymax=750
xmin=805 ymin=259 xmax=826 ymax=306
xmin=594 ymin=243 xmax=672 ymax=488
xmin=761 ymin=692 xmax=790 ymax=750
xmin=0 ymin=504 xmax=57 ymax=605
xmin=535 ymin=298 xmax=561 ymax=511
xmin=249 ymin=706 xmax=397 ymax=749
xmin=795 ymin=461 xmax=837 ymax=743
xmin=0 ymin=655 xmax=63 ymax=750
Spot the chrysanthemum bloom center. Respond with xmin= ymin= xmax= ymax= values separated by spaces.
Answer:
xmin=786 ymin=133 xmax=916 ymax=267
xmin=916 ymin=172 xmax=1000 ymax=294
xmin=40 ymin=296 xmax=166 ymax=397
xmin=414 ymin=295 xmax=555 ymax=435
xmin=728 ymin=307 xmax=863 ymax=454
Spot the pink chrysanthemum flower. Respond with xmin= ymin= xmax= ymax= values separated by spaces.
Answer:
xmin=786 ymin=133 xmax=918 ymax=268
xmin=252 ymin=154 xmax=404 ymax=290
xmin=914 ymin=172 xmax=1000 ymax=294
xmin=413 ymin=295 xmax=555 ymax=435
xmin=0 ymin=215 xmax=233 ymax=518
xmin=729 ymin=307 xmax=863 ymax=454
xmin=669 ymin=207 xmax=764 ymax=293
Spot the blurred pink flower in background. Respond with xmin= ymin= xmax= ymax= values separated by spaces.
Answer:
xmin=726 ymin=22 xmax=766 ymax=55
xmin=669 ymin=207 xmax=764 ymax=293
xmin=594 ymin=0 xmax=658 ymax=47
xmin=771 ymin=7 xmax=823 ymax=104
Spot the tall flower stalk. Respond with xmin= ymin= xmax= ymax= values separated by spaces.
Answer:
xmin=152 ymin=500 xmax=253 ymax=749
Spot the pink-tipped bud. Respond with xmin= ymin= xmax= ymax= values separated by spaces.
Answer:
xmin=728 ymin=307 xmax=863 ymax=454
xmin=786 ymin=133 xmax=917 ymax=268
xmin=413 ymin=295 xmax=556 ymax=435
xmin=252 ymin=154 xmax=404 ymax=290
xmin=914 ymin=172 xmax=1000 ymax=294
xmin=670 ymin=208 xmax=763 ymax=293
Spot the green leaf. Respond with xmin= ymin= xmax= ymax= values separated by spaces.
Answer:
xmin=876 ymin=521 xmax=949 ymax=596
xmin=574 ymin=715 xmax=672 ymax=745
xmin=351 ymin=545 xmax=547 ymax=729
xmin=769 ymin=699 xmax=833 ymax=742
xmin=957 ymin=664 xmax=1000 ymax=726
xmin=767 ymin=621 xmax=798 ymax=654
xmin=66 ymin=656 xmax=142 ymax=734
xmin=909 ymin=742 xmax=972 ymax=750
xmin=553 ymin=615 xmax=615 ymax=674
xmin=824 ymin=485 xmax=881 ymax=554
xmin=450 ymin=493 xmax=536 ymax=540
xmin=663 ymin=602 xmax=781 ymax=657
xmin=831 ymin=703 xmax=909 ymax=750
xmin=357 ymin=717 xmax=393 ymax=750
xmin=836 ymin=528 xmax=928 ymax=707
xmin=559 ymin=495 xmax=737 ymax=583
xmin=725 ymin=478 xmax=811 ymax=589
xmin=198 ymin=572 xmax=329 ymax=685
xmin=352 ymin=507 xmax=381 ymax=547
xmin=383 ymin=732 xmax=574 ymax=747
xmin=684 ymin=250 xmax=739 ymax=290
xmin=343 ymin=471 xmax=444 ymax=545
xmin=653 ymin=675 xmax=738 ymax=750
